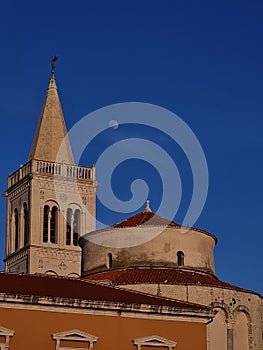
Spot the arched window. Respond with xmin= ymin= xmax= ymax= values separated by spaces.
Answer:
xmin=23 ymin=203 xmax=29 ymax=246
xmin=233 ymin=310 xmax=250 ymax=350
xmin=73 ymin=209 xmax=80 ymax=246
xmin=177 ymin=251 xmax=184 ymax=266
xmin=50 ymin=207 xmax=58 ymax=243
xmin=107 ymin=253 xmax=113 ymax=269
xmin=14 ymin=209 xmax=19 ymax=251
xmin=43 ymin=205 xmax=49 ymax=242
xmin=45 ymin=270 xmax=59 ymax=276
xmin=208 ymin=308 xmax=227 ymax=350
xmin=66 ymin=208 xmax=73 ymax=245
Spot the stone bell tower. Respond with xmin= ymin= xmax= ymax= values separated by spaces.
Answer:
xmin=3 ymin=61 xmax=96 ymax=277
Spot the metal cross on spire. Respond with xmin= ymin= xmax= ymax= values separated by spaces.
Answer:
xmin=50 ymin=55 xmax=58 ymax=75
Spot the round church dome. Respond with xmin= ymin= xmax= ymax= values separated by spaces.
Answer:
xmin=80 ymin=202 xmax=217 ymax=276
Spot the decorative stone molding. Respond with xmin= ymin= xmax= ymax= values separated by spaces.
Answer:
xmin=36 ymin=248 xmax=81 ymax=259
xmin=52 ymin=329 xmax=98 ymax=350
xmin=0 ymin=326 xmax=15 ymax=350
xmin=8 ymin=160 xmax=95 ymax=189
xmin=57 ymin=193 xmax=67 ymax=203
xmin=133 ymin=335 xmax=176 ymax=349
xmin=58 ymin=261 xmax=68 ymax=271
xmin=8 ymin=182 xmax=30 ymax=199
xmin=209 ymin=302 xmax=230 ymax=319
xmin=5 ymin=248 xmax=29 ymax=265
xmin=0 ymin=291 xmax=213 ymax=321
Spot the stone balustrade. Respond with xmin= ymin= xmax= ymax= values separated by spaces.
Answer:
xmin=8 ymin=160 xmax=95 ymax=188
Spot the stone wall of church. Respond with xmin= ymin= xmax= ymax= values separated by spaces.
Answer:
xmin=81 ymin=226 xmax=217 ymax=275
xmin=119 ymin=283 xmax=262 ymax=350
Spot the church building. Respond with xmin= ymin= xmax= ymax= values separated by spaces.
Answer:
xmin=0 ymin=65 xmax=262 ymax=350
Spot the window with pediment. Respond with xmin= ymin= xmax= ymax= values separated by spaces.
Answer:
xmin=133 ymin=335 xmax=176 ymax=350
xmin=0 ymin=326 xmax=15 ymax=350
xmin=52 ymin=329 xmax=98 ymax=350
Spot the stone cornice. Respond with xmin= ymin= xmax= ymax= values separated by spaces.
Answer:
xmin=83 ymin=224 xmax=217 ymax=244
xmin=0 ymin=292 xmax=214 ymax=323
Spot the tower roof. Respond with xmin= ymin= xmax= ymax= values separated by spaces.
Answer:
xmin=28 ymin=74 xmax=74 ymax=164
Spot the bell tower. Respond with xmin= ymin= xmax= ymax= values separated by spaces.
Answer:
xmin=3 ymin=60 xmax=96 ymax=277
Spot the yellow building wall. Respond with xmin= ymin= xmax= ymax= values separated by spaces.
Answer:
xmin=0 ymin=306 xmax=207 ymax=350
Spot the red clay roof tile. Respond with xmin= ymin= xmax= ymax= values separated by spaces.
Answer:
xmin=0 ymin=272 xmax=208 ymax=310
xmin=84 ymin=267 xmax=254 ymax=294
xmin=111 ymin=211 xmax=180 ymax=228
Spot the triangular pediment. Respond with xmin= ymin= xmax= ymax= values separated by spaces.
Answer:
xmin=0 ymin=326 xmax=15 ymax=337
xmin=52 ymin=329 xmax=98 ymax=342
xmin=133 ymin=335 xmax=176 ymax=347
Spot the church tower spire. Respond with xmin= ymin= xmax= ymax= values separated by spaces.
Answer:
xmin=4 ymin=62 xmax=96 ymax=277
xmin=28 ymin=59 xmax=74 ymax=164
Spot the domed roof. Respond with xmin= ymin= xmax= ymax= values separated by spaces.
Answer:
xmin=111 ymin=200 xmax=180 ymax=228
xmin=112 ymin=210 xmax=180 ymax=228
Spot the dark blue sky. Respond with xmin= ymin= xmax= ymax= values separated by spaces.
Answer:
xmin=0 ymin=1 xmax=262 ymax=294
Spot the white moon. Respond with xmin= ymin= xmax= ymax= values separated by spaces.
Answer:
xmin=108 ymin=120 xmax=119 ymax=129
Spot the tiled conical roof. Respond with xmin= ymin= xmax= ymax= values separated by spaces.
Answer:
xmin=112 ymin=210 xmax=180 ymax=228
xmin=111 ymin=200 xmax=180 ymax=228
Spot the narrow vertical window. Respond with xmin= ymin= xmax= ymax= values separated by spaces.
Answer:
xmin=23 ymin=203 xmax=29 ymax=245
xmin=14 ymin=209 xmax=19 ymax=251
xmin=177 ymin=251 xmax=184 ymax=266
xmin=66 ymin=208 xmax=73 ymax=245
xmin=73 ymin=209 xmax=80 ymax=246
xmin=43 ymin=205 xmax=49 ymax=242
xmin=107 ymin=253 xmax=113 ymax=269
xmin=50 ymin=207 xmax=58 ymax=244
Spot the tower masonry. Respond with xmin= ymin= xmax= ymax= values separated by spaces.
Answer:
xmin=3 ymin=72 xmax=96 ymax=277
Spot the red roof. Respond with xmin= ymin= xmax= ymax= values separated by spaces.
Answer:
xmin=80 ymin=209 xmax=216 ymax=244
xmin=84 ymin=267 xmax=255 ymax=294
xmin=112 ymin=211 xmax=180 ymax=228
xmin=106 ymin=210 xmax=217 ymax=243
xmin=0 ymin=272 xmax=208 ymax=310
